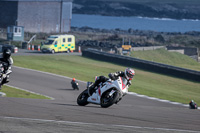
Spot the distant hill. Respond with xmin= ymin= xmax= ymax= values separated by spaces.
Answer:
xmin=73 ymin=0 xmax=200 ymax=20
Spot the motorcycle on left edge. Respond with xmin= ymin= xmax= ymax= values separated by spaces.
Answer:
xmin=0 ymin=62 xmax=12 ymax=90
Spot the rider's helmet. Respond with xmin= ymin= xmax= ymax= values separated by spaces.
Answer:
xmin=3 ymin=49 xmax=11 ymax=60
xmin=73 ymin=78 xmax=76 ymax=81
xmin=125 ymin=68 xmax=135 ymax=80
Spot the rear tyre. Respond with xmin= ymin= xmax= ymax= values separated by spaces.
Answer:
xmin=77 ymin=89 xmax=89 ymax=106
xmin=100 ymin=90 xmax=119 ymax=108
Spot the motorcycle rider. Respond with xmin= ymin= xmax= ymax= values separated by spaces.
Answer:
xmin=0 ymin=48 xmax=13 ymax=89
xmin=189 ymin=100 xmax=198 ymax=109
xmin=71 ymin=78 xmax=79 ymax=90
xmin=88 ymin=68 xmax=135 ymax=96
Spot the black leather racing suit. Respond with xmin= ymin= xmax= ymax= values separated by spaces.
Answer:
xmin=71 ymin=80 xmax=79 ymax=90
xmin=0 ymin=57 xmax=13 ymax=73
xmin=0 ymin=57 xmax=13 ymax=86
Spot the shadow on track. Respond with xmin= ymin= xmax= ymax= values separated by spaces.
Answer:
xmin=56 ymin=88 xmax=79 ymax=91
xmin=52 ymin=103 xmax=101 ymax=108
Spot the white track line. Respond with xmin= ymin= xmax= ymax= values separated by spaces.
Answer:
xmin=6 ymin=84 xmax=54 ymax=100
xmin=13 ymin=66 xmax=198 ymax=109
xmin=128 ymin=92 xmax=189 ymax=107
xmin=13 ymin=66 xmax=86 ymax=83
xmin=1 ymin=116 xmax=199 ymax=133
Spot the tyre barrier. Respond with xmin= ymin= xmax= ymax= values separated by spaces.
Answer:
xmin=82 ymin=49 xmax=200 ymax=82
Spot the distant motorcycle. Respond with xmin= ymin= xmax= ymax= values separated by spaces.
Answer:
xmin=77 ymin=76 xmax=128 ymax=108
xmin=71 ymin=78 xmax=79 ymax=90
xmin=189 ymin=100 xmax=198 ymax=109
xmin=72 ymin=82 xmax=79 ymax=90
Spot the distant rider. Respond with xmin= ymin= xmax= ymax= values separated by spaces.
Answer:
xmin=71 ymin=78 xmax=79 ymax=90
xmin=88 ymin=68 xmax=135 ymax=95
xmin=0 ymin=49 xmax=13 ymax=89
xmin=189 ymin=100 xmax=198 ymax=109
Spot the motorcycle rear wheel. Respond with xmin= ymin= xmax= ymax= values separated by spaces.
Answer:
xmin=100 ymin=90 xmax=119 ymax=108
xmin=77 ymin=89 xmax=89 ymax=106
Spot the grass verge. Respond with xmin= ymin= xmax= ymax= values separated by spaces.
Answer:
xmin=12 ymin=55 xmax=200 ymax=104
xmin=131 ymin=48 xmax=200 ymax=71
xmin=0 ymin=85 xmax=51 ymax=99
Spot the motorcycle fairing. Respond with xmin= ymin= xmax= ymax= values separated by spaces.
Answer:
xmin=87 ymin=77 xmax=128 ymax=104
xmin=118 ymin=77 xmax=128 ymax=94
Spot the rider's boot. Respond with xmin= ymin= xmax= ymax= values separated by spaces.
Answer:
xmin=88 ymin=83 xmax=96 ymax=96
xmin=88 ymin=76 xmax=103 ymax=96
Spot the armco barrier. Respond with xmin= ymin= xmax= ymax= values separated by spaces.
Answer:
xmin=82 ymin=49 xmax=200 ymax=82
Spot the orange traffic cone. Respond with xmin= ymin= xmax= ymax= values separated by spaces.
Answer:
xmin=38 ymin=45 xmax=40 ymax=51
xmin=78 ymin=46 xmax=81 ymax=53
xmin=32 ymin=45 xmax=34 ymax=50
xmin=28 ymin=44 xmax=31 ymax=50
xmin=14 ymin=47 xmax=18 ymax=53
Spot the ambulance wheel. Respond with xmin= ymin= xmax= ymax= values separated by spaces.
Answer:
xmin=51 ymin=49 xmax=55 ymax=54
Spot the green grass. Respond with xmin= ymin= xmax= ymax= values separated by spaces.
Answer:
xmin=131 ymin=48 xmax=200 ymax=71
xmin=12 ymin=55 xmax=200 ymax=104
xmin=0 ymin=85 xmax=50 ymax=99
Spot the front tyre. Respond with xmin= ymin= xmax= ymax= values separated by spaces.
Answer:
xmin=77 ymin=89 xmax=89 ymax=106
xmin=51 ymin=49 xmax=55 ymax=54
xmin=101 ymin=90 xmax=119 ymax=108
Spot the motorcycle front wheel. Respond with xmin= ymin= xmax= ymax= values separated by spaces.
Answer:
xmin=100 ymin=90 xmax=119 ymax=108
xmin=77 ymin=89 xmax=89 ymax=106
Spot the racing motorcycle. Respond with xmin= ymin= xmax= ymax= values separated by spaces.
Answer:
xmin=77 ymin=76 xmax=129 ymax=108
xmin=0 ymin=62 xmax=12 ymax=89
xmin=189 ymin=100 xmax=198 ymax=109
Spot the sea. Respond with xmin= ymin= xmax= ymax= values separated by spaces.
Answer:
xmin=71 ymin=14 xmax=200 ymax=33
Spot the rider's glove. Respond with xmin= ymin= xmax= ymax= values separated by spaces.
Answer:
xmin=127 ymin=80 xmax=132 ymax=86
xmin=108 ymin=73 xmax=116 ymax=80
xmin=115 ymin=71 xmax=122 ymax=76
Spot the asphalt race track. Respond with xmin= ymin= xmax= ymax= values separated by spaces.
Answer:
xmin=0 ymin=61 xmax=200 ymax=132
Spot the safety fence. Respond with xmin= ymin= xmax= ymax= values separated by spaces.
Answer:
xmin=82 ymin=49 xmax=200 ymax=82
